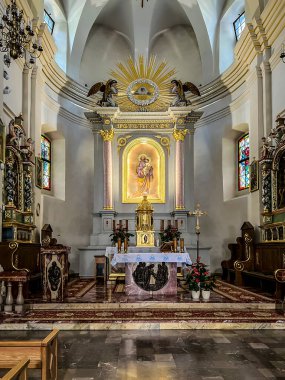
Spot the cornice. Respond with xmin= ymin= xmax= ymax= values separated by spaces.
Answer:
xmin=31 ymin=0 xmax=284 ymax=130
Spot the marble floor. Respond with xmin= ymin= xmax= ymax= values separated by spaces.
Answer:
xmin=2 ymin=329 xmax=285 ymax=379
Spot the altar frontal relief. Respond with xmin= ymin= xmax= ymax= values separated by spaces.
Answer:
xmin=123 ymin=138 xmax=165 ymax=203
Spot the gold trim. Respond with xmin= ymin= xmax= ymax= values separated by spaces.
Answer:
xmin=100 ymin=128 xmax=114 ymax=142
xmin=173 ymin=128 xmax=188 ymax=141
xmin=117 ymin=135 xmax=132 ymax=154
xmin=111 ymin=55 xmax=175 ymax=112
xmin=155 ymin=135 xmax=170 ymax=156
xmin=122 ymin=137 xmax=165 ymax=204
xmin=115 ymin=122 xmax=172 ymax=129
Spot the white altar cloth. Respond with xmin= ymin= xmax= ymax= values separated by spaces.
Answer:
xmin=111 ymin=252 xmax=192 ymax=266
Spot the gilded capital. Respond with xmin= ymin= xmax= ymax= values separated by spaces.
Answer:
xmin=100 ymin=128 xmax=114 ymax=142
xmin=172 ymin=128 xmax=188 ymax=141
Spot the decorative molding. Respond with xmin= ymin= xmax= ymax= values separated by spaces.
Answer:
xmin=155 ymin=135 xmax=170 ymax=156
xmin=172 ymin=128 xmax=188 ymax=142
xmin=117 ymin=135 xmax=132 ymax=154
xmin=99 ymin=128 xmax=114 ymax=142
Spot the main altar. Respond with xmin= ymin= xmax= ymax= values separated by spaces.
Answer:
xmin=78 ymin=56 xmax=210 ymax=277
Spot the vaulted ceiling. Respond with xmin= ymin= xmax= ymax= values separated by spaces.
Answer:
xmin=43 ymin=0 xmax=247 ymax=85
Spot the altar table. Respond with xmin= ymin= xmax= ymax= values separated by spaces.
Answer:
xmin=110 ymin=251 xmax=192 ymax=296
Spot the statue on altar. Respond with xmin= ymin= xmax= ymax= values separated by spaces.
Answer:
xmin=136 ymin=195 xmax=155 ymax=246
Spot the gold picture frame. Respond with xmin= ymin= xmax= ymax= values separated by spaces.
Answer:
xmin=122 ymin=137 xmax=165 ymax=203
xmin=250 ymin=159 xmax=259 ymax=192
xmin=35 ymin=157 xmax=43 ymax=189
xmin=0 ymin=119 xmax=6 ymax=164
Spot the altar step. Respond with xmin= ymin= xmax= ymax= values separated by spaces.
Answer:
xmin=1 ymin=304 xmax=284 ymax=331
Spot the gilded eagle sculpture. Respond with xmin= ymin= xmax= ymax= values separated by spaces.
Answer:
xmin=170 ymin=79 xmax=201 ymax=107
xmin=87 ymin=79 xmax=118 ymax=107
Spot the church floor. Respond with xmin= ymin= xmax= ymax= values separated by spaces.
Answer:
xmin=1 ymin=280 xmax=285 ymax=330
xmin=2 ymin=329 xmax=285 ymax=379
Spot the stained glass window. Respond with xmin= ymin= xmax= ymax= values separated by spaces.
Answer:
xmin=238 ymin=133 xmax=250 ymax=191
xmin=41 ymin=135 xmax=51 ymax=191
xmin=233 ymin=12 xmax=245 ymax=41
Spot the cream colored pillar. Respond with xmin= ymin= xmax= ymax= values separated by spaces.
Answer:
xmin=22 ymin=67 xmax=30 ymax=135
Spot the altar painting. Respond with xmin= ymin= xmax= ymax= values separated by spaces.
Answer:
xmin=122 ymin=138 xmax=165 ymax=203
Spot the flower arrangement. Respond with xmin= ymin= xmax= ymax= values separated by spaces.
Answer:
xmin=186 ymin=257 xmax=216 ymax=291
xmin=109 ymin=225 xmax=134 ymax=245
xmin=159 ymin=225 xmax=181 ymax=243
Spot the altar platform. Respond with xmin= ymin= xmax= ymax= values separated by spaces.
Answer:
xmin=1 ymin=278 xmax=285 ymax=331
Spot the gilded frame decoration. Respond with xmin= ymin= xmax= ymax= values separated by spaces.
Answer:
xmin=250 ymin=159 xmax=259 ymax=192
xmin=0 ymin=119 xmax=6 ymax=163
xmin=122 ymin=137 xmax=165 ymax=204
xmin=35 ymin=157 xmax=43 ymax=189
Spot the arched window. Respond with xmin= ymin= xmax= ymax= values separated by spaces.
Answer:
xmin=238 ymin=133 xmax=249 ymax=191
xmin=233 ymin=12 xmax=245 ymax=41
xmin=41 ymin=135 xmax=51 ymax=191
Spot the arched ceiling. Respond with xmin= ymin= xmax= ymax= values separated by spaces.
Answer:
xmin=46 ymin=0 xmax=245 ymax=84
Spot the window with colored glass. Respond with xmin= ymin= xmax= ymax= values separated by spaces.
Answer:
xmin=41 ymin=135 xmax=51 ymax=191
xmin=233 ymin=12 xmax=245 ymax=41
xmin=238 ymin=133 xmax=250 ymax=191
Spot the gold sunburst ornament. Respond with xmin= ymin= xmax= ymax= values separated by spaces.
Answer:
xmin=110 ymin=55 xmax=175 ymax=112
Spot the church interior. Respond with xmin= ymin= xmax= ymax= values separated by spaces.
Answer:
xmin=0 ymin=0 xmax=285 ymax=378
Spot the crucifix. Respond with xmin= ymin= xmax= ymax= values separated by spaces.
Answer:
xmin=189 ymin=203 xmax=207 ymax=262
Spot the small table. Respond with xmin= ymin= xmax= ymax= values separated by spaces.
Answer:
xmin=111 ymin=252 xmax=192 ymax=295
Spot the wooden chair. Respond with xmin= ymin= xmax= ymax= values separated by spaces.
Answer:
xmin=0 ymin=358 xmax=30 ymax=380
xmin=0 ymin=330 xmax=59 ymax=380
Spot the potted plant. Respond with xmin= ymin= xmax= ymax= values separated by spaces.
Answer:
xmin=159 ymin=225 xmax=181 ymax=243
xmin=200 ymin=276 xmax=216 ymax=300
xmin=186 ymin=277 xmax=200 ymax=300
xmin=186 ymin=257 xmax=215 ymax=300
xmin=109 ymin=225 xmax=134 ymax=245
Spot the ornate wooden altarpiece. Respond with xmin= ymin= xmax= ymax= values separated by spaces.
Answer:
xmin=260 ymin=114 xmax=285 ymax=242
xmin=2 ymin=116 xmax=36 ymax=242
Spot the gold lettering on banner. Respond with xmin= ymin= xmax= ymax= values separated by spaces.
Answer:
xmin=115 ymin=123 xmax=172 ymax=129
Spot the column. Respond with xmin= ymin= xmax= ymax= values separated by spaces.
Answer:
xmin=173 ymin=128 xmax=188 ymax=210
xmin=100 ymin=128 xmax=114 ymax=210
xmin=22 ymin=67 xmax=30 ymax=135
xmin=261 ymin=59 xmax=273 ymax=136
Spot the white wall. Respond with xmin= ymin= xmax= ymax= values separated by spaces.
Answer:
xmin=150 ymin=25 xmax=203 ymax=85
xmin=79 ymin=25 xmax=132 ymax=87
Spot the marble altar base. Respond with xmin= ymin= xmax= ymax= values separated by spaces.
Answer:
xmin=125 ymin=263 xmax=177 ymax=296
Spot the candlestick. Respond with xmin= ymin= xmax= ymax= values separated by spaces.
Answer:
xmin=173 ymin=237 xmax=177 ymax=253
xmin=117 ymin=238 xmax=122 ymax=253
xmin=180 ymin=238 xmax=184 ymax=253
xmin=124 ymin=237 xmax=128 ymax=253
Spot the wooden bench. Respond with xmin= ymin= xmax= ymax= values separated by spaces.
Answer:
xmin=221 ymin=222 xmax=285 ymax=299
xmin=0 ymin=358 xmax=30 ymax=380
xmin=0 ymin=330 xmax=59 ymax=380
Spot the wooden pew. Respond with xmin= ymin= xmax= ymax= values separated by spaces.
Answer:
xmin=0 ymin=330 xmax=59 ymax=380
xmin=0 ymin=358 xmax=30 ymax=380
xmin=221 ymin=222 xmax=285 ymax=298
